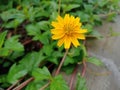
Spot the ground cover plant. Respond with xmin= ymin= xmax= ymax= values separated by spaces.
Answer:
xmin=0 ymin=0 xmax=120 ymax=90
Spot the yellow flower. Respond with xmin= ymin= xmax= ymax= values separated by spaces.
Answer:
xmin=51 ymin=14 xmax=87 ymax=49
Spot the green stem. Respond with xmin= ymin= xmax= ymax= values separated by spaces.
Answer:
xmin=55 ymin=49 xmax=69 ymax=76
xmin=58 ymin=0 xmax=61 ymax=15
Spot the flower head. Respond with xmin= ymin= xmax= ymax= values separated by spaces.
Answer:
xmin=51 ymin=14 xmax=87 ymax=49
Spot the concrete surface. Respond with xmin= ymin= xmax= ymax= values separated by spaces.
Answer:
xmin=86 ymin=15 xmax=120 ymax=90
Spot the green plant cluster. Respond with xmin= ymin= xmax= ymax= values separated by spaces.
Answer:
xmin=0 ymin=0 xmax=119 ymax=89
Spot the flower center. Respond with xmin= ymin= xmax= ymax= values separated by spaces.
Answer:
xmin=63 ymin=24 xmax=73 ymax=35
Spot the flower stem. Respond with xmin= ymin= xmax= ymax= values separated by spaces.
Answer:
xmin=55 ymin=49 xmax=69 ymax=76
xmin=7 ymin=78 xmax=23 ymax=90
xmin=69 ymin=65 xmax=78 ymax=90
xmin=82 ymin=60 xmax=87 ymax=77
xmin=58 ymin=0 xmax=61 ymax=15
xmin=13 ymin=77 xmax=34 ymax=90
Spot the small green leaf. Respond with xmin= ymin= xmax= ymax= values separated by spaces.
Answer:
xmin=89 ymin=30 xmax=103 ymax=39
xmin=62 ymin=4 xmax=80 ymax=12
xmin=32 ymin=67 xmax=52 ymax=82
xmin=42 ymin=45 xmax=53 ymax=56
xmin=76 ymin=73 xmax=87 ymax=90
xmin=0 ymin=31 xmax=7 ymax=48
xmin=7 ymin=64 xmax=28 ymax=84
xmin=86 ymin=57 xmax=103 ymax=66
xmin=50 ymin=75 xmax=69 ymax=90
xmin=4 ymin=35 xmax=24 ymax=51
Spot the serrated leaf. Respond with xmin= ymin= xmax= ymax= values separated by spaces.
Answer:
xmin=50 ymin=75 xmax=69 ymax=90
xmin=32 ymin=67 xmax=52 ymax=82
xmin=0 ymin=31 xmax=7 ymax=48
xmin=87 ymin=57 xmax=103 ymax=66
xmin=76 ymin=73 xmax=87 ymax=90
xmin=4 ymin=35 xmax=24 ymax=51
xmin=19 ymin=52 xmax=45 ymax=72
xmin=7 ymin=64 xmax=28 ymax=84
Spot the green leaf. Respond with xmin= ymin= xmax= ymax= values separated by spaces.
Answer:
xmin=89 ymin=30 xmax=103 ymax=39
xmin=25 ymin=81 xmax=49 ymax=90
xmin=8 ymin=51 xmax=24 ymax=60
xmin=62 ymin=65 xmax=75 ymax=74
xmin=50 ymin=75 xmax=69 ymax=90
xmin=0 ymin=9 xmax=22 ymax=22
xmin=77 ymin=11 xmax=90 ymax=22
xmin=38 ymin=32 xmax=50 ymax=44
xmin=42 ymin=45 xmax=53 ymax=56
xmin=62 ymin=4 xmax=80 ymax=12
xmin=7 ymin=64 xmax=28 ymax=84
xmin=4 ymin=18 xmax=24 ymax=28
xmin=19 ymin=52 xmax=45 ymax=72
xmin=25 ymin=24 xmax=41 ymax=40
xmin=63 ymin=56 xmax=75 ymax=66
xmin=86 ymin=57 xmax=103 ymax=66
xmin=0 ymin=75 xmax=7 ymax=83
xmin=37 ymin=21 xmax=49 ymax=31
xmin=0 ymin=48 xmax=9 ymax=57
xmin=4 ymin=35 xmax=24 ymax=51
xmin=32 ymin=67 xmax=52 ymax=82
xmin=0 ymin=31 xmax=7 ymax=48
xmin=84 ymin=4 xmax=93 ymax=13
xmin=76 ymin=73 xmax=87 ymax=90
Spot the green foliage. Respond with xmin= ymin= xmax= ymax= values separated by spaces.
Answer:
xmin=32 ymin=67 xmax=52 ymax=81
xmin=76 ymin=73 xmax=87 ymax=90
xmin=4 ymin=35 xmax=24 ymax=51
xmin=7 ymin=64 xmax=28 ymax=84
xmin=86 ymin=57 xmax=103 ymax=66
xmin=50 ymin=75 xmax=69 ymax=90
xmin=7 ymin=51 xmax=45 ymax=84
xmin=0 ymin=0 xmax=119 ymax=89
xmin=0 ymin=31 xmax=7 ymax=48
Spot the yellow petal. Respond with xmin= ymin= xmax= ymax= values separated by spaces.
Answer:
xmin=52 ymin=33 xmax=65 ymax=39
xmin=57 ymin=38 xmax=64 ymax=47
xmin=74 ymin=29 xmax=87 ymax=33
xmin=51 ymin=29 xmax=64 ymax=34
xmin=64 ymin=36 xmax=71 ymax=49
xmin=64 ymin=14 xmax=70 ymax=23
xmin=57 ymin=15 xmax=64 ymax=23
xmin=71 ymin=37 xmax=80 ymax=47
xmin=75 ymin=34 xmax=85 ymax=39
